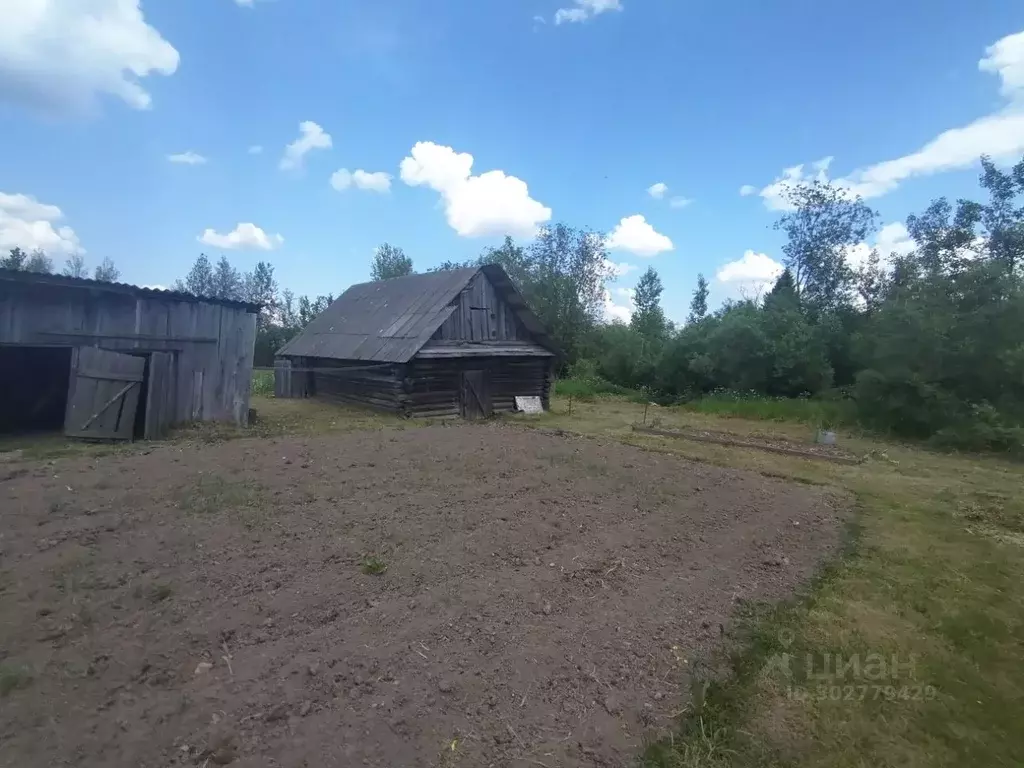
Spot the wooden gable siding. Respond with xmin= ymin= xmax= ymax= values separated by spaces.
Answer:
xmin=430 ymin=272 xmax=525 ymax=343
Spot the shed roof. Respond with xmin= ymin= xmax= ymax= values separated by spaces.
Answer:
xmin=0 ymin=268 xmax=261 ymax=313
xmin=277 ymin=265 xmax=556 ymax=363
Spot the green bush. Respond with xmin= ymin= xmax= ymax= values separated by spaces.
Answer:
xmin=554 ymin=361 xmax=644 ymax=401
xmin=681 ymin=389 xmax=856 ymax=427
xmin=251 ymin=369 xmax=274 ymax=396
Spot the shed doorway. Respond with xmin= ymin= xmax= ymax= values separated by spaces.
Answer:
xmin=0 ymin=346 xmax=73 ymax=436
xmin=460 ymin=369 xmax=493 ymax=419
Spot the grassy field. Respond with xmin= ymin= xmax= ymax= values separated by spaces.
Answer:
xmin=524 ymin=395 xmax=1024 ymax=768
xmin=2 ymin=388 xmax=1021 ymax=766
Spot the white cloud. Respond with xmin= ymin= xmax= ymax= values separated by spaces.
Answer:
xmin=248 ymin=145 xmax=263 ymax=155
xmin=0 ymin=0 xmax=179 ymax=113
xmin=979 ymin=29 xmax=1024 ymax=100
xmin=400 ymin=141 xmax=552 ymax=238
xmin=669 ymin=196 xmax=693 ymax=209
xmin=279 ymin=121 xmax=332 ymax=171
xmin=533 ymin=15 xmax=547 ymax=24
xmin=757 ymin=157 xmax=834 ymax=211
xmin=330 ymin=168 xmax=393 ymax=193
xmin=603 ymin=287 xmax=634 ymax=323
xmin=754 ymin=30 xmax=1024 ymax=206
xmin=716 ymin=250 xmax=784 ymax=298
xmin=605 ymin=214 xmax=674 ymax=257
xmin=234 ymin=0 xmax=255 ymax=6
xmin=603 ymin=258 xmax=637 ymax=277
xmin=647 ymin=182 xmax=668 ymax=199
xmin=739 ymin=184 xmax=757 ymax=196
xmin=554 ymin=8 xmax=588 ymax=23
xmin=167 ymin=151 xmax=206 ymax=165
xmin=197 ymin=223 xmax=283 ymax=251
xmin=0 ymin=192 xmax=82 ymax=256
xmin=845 ymin=221 xmax=917 ymax=270
xmin=555 ymin=0 xmax=623 ymax=24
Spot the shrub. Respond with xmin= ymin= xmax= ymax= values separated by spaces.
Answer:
xmin=251 ymin=369 xmax=274 ymax=396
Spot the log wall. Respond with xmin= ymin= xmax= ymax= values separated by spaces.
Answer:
xmin=405 ymin=356 xmax=552 ymax=418
xmin=287 ymin=355 xmax=553 ymax=418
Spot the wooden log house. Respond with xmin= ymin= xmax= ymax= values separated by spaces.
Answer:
xmin=275 ymin=265 xmax=557 ymax=418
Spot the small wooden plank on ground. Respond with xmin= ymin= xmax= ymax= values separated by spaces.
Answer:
xmin=631 ymin=425 xmax=863 ymax=465
xmin=515 ymin=396 xmax=544 ymax=415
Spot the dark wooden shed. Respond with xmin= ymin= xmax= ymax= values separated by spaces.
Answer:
xmin=275 ymin=265 xmax=556 ymax=418
xmin=0 ymin=269 xmax=259 ymax=440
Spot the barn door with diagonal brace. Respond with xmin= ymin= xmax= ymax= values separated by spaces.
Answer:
xmin=64 ymin=347 xmax=146 ymax=440
xmin=460 ymin=369 xmax=492 ymax=420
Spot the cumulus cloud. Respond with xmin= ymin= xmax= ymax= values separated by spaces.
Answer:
xmin=845 ymin=221 xmax=917 ymax=270
xmin=603 ymin=258 xmax=637 ymax=277
xmin=279 ymin=121 xmax=332 ymax=171
xmin=603 ymin=287 xmax=635 ymax=323
xmin=167 ymin=151 xmax=206 ymax=165
xmin=757 ymin=157 xmax=834 ymax=211
xmin=555 ymin=0 xmax=623 ymax=24
xmin=753 ymin=29 xmax=1024 ymax=207
xmin=0 ymin=192 xmax=82 ymax=256
xmin=0 ymin=0 xmax=179 ymax=113
xmin=739 ymin=184 xmax=757 ymax=196
xmin=979 ymin=30 xmax=1024 ymax=101
xmin=669 ymin=196 xmax=693 ymax=209
xmin=330 ymin=168 xmax=393 ymax=193
xmin=716 ymin=250 xmax=784 ymax=298
xmin=198 ymin=223 xmax=283 ymax=251
xmin=400 ymin=141 xmax=552 ymax=238
xmin=647 ymin=182 xmax=668 ymax=199
xmin=605 ymin=215 xmax=674 ymax=257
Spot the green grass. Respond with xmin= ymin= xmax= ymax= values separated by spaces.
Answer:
xmin=361 ymin=554 xmax=388 ymax=575
xmin=0 ymin=663 xmax=33 ymax=697
xmin=552 ymin=375 xmax=644 ymax=401
xmin=679 ymin=390 xmax=858 ymax=429
xmin=524 ymin=394 xmax=1024 ymax=768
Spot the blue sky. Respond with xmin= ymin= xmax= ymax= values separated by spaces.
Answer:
xmin=1 ymin=1 xmax=1023 ymax=322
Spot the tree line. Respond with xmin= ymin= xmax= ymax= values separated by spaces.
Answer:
xmin=1 ymin=247 xmax=121 ymax=282
xmin=585 ymin=155 xmax=1024 ymax=454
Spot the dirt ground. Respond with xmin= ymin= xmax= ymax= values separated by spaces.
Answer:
xmin=0 ymin=423 xmax=846 ymax=768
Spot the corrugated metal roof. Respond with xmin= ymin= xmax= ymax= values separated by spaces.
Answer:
xmin=277 ymin=265 xmax=560 ymax=363
xmin=277 ymin=268 xmax=479 ymax=362
xmin=0 ymin=268 xmax=261 ymax=312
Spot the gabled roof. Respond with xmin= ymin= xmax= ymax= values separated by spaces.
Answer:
xmin=277 ymin=264 xmax=555 ymax=362
xmin=0 ymin=268 xmax=260 ymax=312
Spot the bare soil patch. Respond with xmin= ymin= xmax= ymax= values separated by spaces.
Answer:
xmin=0 ymin=424 xmax=845 ymax=767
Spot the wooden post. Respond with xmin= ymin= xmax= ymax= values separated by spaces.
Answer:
xmin=568 ymin=395 xmax=573 ymax=417
xmin=274 ymin=359 xmax=292 ymax=398
xmin=644 ymin=401 xmax=649 ymax=425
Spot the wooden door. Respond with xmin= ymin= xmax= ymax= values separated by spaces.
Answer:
xmin=460 ymin=369 xmax=492 ymax=419
xmin=64 ymin=347 xmax=146 ymax=441
xmin=144 ymin=351 xmax=176 ymax=440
